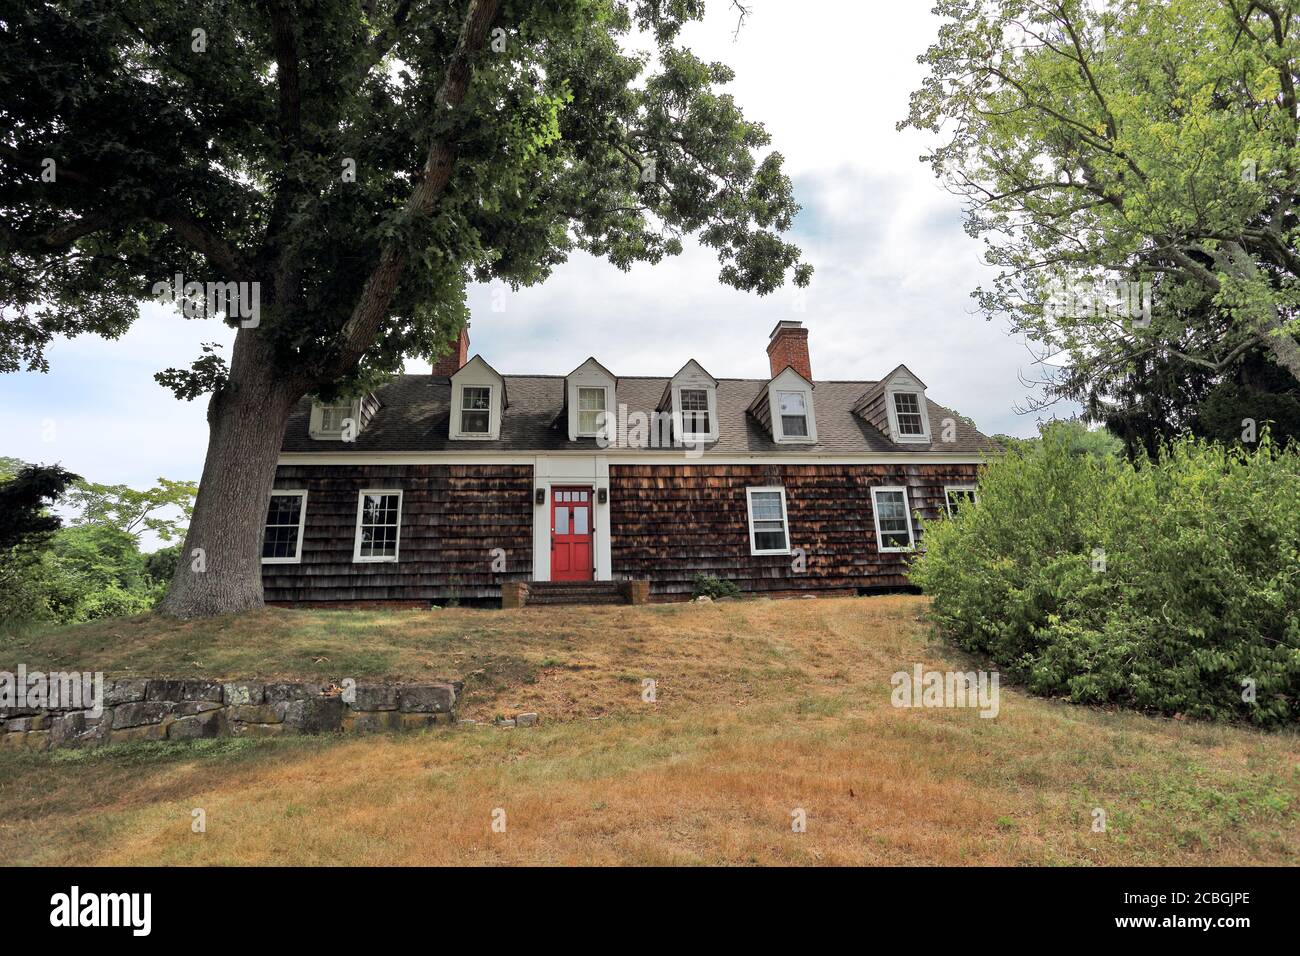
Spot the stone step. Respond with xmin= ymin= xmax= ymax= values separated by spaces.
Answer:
xmin=527 ymin=594 xmax=629 ymax=606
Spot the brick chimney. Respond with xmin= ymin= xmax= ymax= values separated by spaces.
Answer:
xmin=432 ymin=324 xmax=470 ymax=376
xmin=767 ymin=320 xmax=811 ymax=380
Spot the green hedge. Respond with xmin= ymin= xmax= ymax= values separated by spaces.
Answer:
xmin=910 ymin=432 xmax=1300 ymax=727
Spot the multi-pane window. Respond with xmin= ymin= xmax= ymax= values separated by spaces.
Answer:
xmin=680 ymin=388 xmax=711 ymax=436
xmin=578 ymin=387 xmax=606 ymax=435
xmin=945 ymin=486 xmax=978 ymax=516
xmin=778 ymin=391 xmax=809 ymax=437
xmin=318 ymin=402 xmax=352 ymax=435
xmin=892 ymin=392 xmax=926 ymax=437
xmin=746 ymin=487 xmax=790 ymax=554
xmin=871 ymin=486 xmax=914 ymax=552
xmin=354 ymin=491 xmax=402 ymax=562
xmin=460 ymin=386 xmax=491 ymax=434
xmin=262 ymin=491 xmax=307 ymax=563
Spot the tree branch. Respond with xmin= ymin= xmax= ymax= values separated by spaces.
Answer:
xmin=326 ymin=0 xmax=502 ymax=381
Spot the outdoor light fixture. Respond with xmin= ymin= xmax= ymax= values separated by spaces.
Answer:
xmin=535 ymin=488 xmax=546 ymax=505
xmin=597 ymin=488 xmax=608 ymax=504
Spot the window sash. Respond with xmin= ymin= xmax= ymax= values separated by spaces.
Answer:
xmin=893 ymin=392 xmax=926 ymax=436
xmin=679 ymin=388 xmax=711 ymax=435
xmin=460 ymin=386 xmax=491 ymax=434
xmin=262 ymin=492 xmax=306 ymax=562
xmin=778 ymin=391 xmax=809 ymax=437
xmin=872 ymin=488 xmax=914 ymax=551
xmin=945 ymin=487 xmax=978 ymax=516
xmin=355 ymin=491 xmax=402 ymax=561
xmin=318 ymin=403 xmax=351 ymax=434
xmin=747 ymin=488 xmax=790 ymax=554
xmin=577 ymin=387 xmax=606 ymax=435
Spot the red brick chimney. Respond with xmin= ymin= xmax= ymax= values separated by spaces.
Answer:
xmin=432 ymin=324 xmax=470 ymax=376
xmin=767 ymin=320 xmax=811 ymax=380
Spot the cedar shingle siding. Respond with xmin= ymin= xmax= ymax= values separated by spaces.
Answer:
xmin=608 ymin=463 xmax=983 ymax=597
xmin=264 ymin=464 xmax=532 ymax=602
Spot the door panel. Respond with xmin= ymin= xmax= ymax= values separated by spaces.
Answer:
xmin=551 ymin=487 xmax=594 ymax=581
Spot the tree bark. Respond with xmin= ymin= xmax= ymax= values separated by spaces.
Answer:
xmin=156 ymin=330 xmax=305 ymax=618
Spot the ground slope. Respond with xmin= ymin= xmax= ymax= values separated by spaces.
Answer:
xmin=0 ymin=596 xmax=1295 ymax=865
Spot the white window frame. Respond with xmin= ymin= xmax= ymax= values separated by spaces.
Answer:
xmin=676 ymin=386 xmax=715 ymax=442
xmin=261 ymin=490 xmax=308 ymax=564
xmin=944 ymin=484 xmax=979 ymax=516
xmin=458 ymin=384 xmax=493 ymax=436
xmin=885 ymin=386 xmax=932 ymax=443
xmin=745 ymin=486 xmax=792 ymax=556
xmin=352 ymin=489 xmax=403 ymax=563
xmin=766 ymin=368 xmax=817 ymax=444
xmin=871 ymin=485 xmax=916 ymax=553
xmin=449 ymin=356 xmax=505 ymax=441
xmin=308 ymin=399 xmax=359 ymax=440
xmin=575 ymin=385 xmax=610 ymax=437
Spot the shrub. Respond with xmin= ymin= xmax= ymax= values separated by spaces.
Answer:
xmin=910 ymin=431 xmax=1300 ymax=727
xmin=692 ymin=573 xmax=740 ymax=600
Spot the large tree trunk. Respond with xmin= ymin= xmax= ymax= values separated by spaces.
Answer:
xmin=157 ymin=332 xmax=305 ymax=618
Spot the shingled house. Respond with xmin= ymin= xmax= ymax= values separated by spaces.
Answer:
xmin=264 ymin=320 xmax=1000 ymax=605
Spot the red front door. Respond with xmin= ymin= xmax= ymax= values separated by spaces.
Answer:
xmin=550 ymin=486 xmax=594 ymax=581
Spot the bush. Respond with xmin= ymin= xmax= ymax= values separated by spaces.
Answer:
xmin=692 ymin=573 xmax=740 ymax=600
xmin=910 ymin=431 xmax=1300 ymax=727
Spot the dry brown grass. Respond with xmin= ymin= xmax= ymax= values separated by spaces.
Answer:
xmin=1 ymin=595 xmax=1296 ymax=865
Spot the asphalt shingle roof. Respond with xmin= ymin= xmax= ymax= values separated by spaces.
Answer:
xmin=279 ymin=374 xmax=1002 ymax=455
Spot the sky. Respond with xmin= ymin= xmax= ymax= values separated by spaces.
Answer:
xmin=0 ymin=1 xmax=1072 ymax=543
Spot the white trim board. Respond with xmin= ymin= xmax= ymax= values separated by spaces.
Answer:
xmin=279 ymin=452 xmax=991 ymax=466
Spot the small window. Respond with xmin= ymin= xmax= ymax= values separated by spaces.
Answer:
xmin=315 ymin=402 xmax=353 ymax=437
xmin=460 ymin=386 xmax=491 ymax=434
xmin=778 ymin=391 xmax=809 ymax=437
xmin=945 ymin=486 xmax=978 ymax=516
xmin=577 ymin=386 xmax=606 ymax=435
xmin=892 ymin=392 xmax=926 ymax=437
xmin=680 ymin=388 xmax=711 ymax=436
xmin=353 ymin=490 xmax=402 ymax=562
xmin=871 ymin=486 xmax=915 ymax=552
xmin=262 ymin=491 xmax=307 ymax=563
xmin=746 ymin=487 xmax=790 ymax=555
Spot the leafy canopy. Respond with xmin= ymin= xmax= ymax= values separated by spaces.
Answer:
xmin=63 ymin=477 xmax=198 ymax=543
xmin=902 ymin=0 xmax=1300 ymax=404
xmin=1 ymin=0 xmax=811 ymax=398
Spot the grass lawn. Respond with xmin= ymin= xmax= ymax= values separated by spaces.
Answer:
xmin=1 ymin=594 xmax=1296 ymax=865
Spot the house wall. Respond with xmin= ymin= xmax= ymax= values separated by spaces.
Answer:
xmin=264 ymin=464 xmax=533 ymax=602
xmin=607 ymin=462 xmax=983 ymax=598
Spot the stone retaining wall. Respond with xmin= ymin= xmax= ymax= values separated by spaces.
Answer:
xmin=0 ymin=678 xmax=461 ymax=751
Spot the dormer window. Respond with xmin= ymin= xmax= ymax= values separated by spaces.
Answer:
xmin=663 ymin=360 xmax=719 ymax=444
xmin=892 ymin=392 xmax=926 ymax=437
xmin=778 ymin=391 xmax=809 ymax=437
xmin=577 ymin=387 xmax=607 ymax=436
xmin=309 ymin=398 xmax=361 ymax=440
xmin=565 ymin=358 xmax=617 ymax=442
xmin=755 ymin=367 xmax=817 ymax=444
xmin=460 ymin=386 xmax=491 ymax=434
xmin=449 ymin=355 xmax=506 ymax=441
xmin=859 ymin=365 xmax=932 ymax=444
